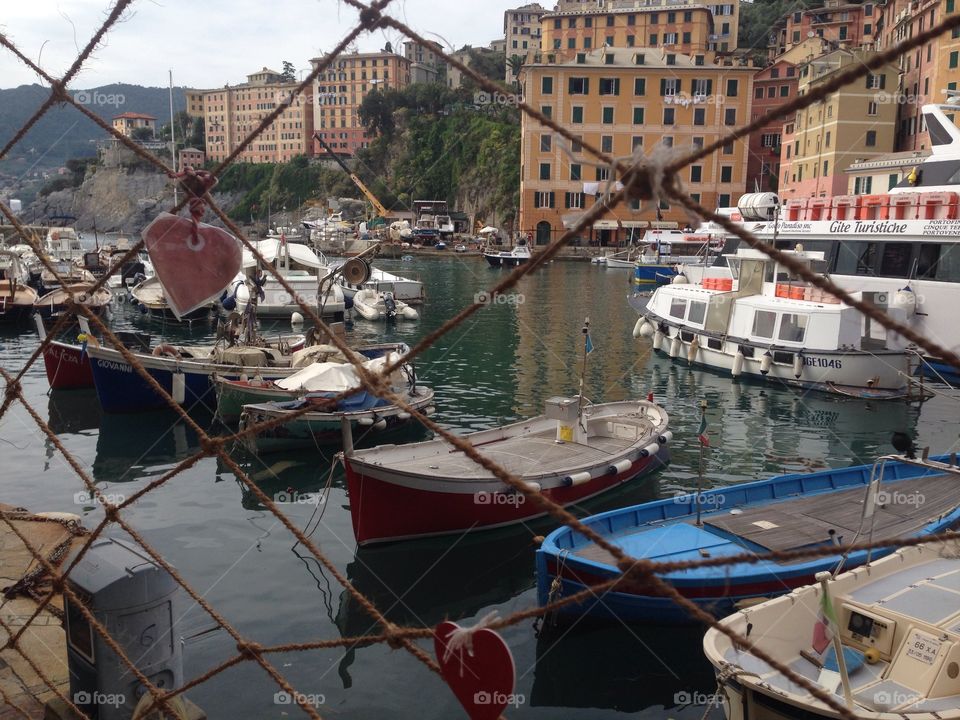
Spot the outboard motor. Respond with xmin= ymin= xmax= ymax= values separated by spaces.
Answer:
xmin=384 ymin=292 xmax=397 ymax=320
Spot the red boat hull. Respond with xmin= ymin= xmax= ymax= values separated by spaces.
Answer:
xmin=345 ymin=452 xmax=667 ymax=546
xmin=42 ymin=341 xmax=94 ymax=390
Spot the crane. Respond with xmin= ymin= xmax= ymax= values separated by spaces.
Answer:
xmin=313 ymin=132 xmax=389 ymax=218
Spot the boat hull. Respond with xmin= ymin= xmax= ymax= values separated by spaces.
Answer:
xmin=484 ymin=253 xmax=530 ymax=267
xmin=42 ymin=340 xmax=95 ymax=390
xmin=633 ymin=263 xmax=677 ymax=285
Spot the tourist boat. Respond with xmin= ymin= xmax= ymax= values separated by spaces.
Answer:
xmin=0 ymin=250 xmax=39 ymax=324
xmin=335 ymin=265 xmax=425 ymax=305
xmin=715 ymin=97 xmax=960 ymax=382
xmin=633 ymin=228 xmax=725 ymax=285
xmin=34 ymin=283 xmax=112 ymax=319
xmin=705 ymin=529 xmax=960 ymax=718
xmin=212 ymin=342 xmax=411 ymax=421
xmin=130 ymin=275 xmax=213 ymax=323
xmin=536 ymin=452 xmax=960 ymax=624
xmin=351 ymin=287 xmax=419 ymax=321
xmin=342 ymin=395 xmax=670 ymax=546
xmin=238 ymin=384 xmax=435 ymax=454
xmin=226 ymin=238 xmax=345 ymax=321
xmin=484 ymin=239 xmax=532 ymax=267
xmin=633 ymin=246 xmax=926 ymax=399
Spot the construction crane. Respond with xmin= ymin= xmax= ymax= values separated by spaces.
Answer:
xmin=313 ymin=132 xmax=389 ymax=218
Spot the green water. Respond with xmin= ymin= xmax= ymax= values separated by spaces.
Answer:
xmin=1 ymin=256 xmax=958 ymax=719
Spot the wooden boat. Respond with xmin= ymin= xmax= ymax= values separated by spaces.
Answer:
xmin=484 ymin=239 xmax=531 ymax=267
xmin=351 ymin=287 xmax=419 ymax=321
xmin=238 ymin=384 xmax=435 ymax=454
xmin=34 ymin=282 xmax=112 ymax=319
xmin=38 ymin=262 xmax=95 ymax=295
xmin=633 ymin=247 xmax=928 ymax=399
xmin=130 ymin=275 xmax=213 ymax=323
xmin=0 ymin=250 xmax=39 ymax=324
xmin=705 ymin=529 xmax=960 ymax=719
xmin=536 ymin=453 xmax=960 ymax=624
xmin=342 ymin=396 xmax=671 ymax=546
xmin=213 ymin=343 xmax=411 ymax=421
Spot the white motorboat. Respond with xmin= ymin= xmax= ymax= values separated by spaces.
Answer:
xmin=705 ymin=464 xmax=960 ymax=720
xmin=336 ymin=264 xmax=425 ymax=305
xmin=229 ymin=238 xmax=345 ymax=321
xmin=635 ymin=246 xmax=927 ymax=399
xmin=352 ymin=286 xmax=419 ymax=321
xmin=484 ymin=238 xmax=532 ymax=267
xmin=42 ymin=226 xmax=84 ymax=262
xmin=0 ymin=250 xmax=39 ymax=324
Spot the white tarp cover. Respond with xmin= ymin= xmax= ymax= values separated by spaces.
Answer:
xmin=274 ymin=352 xmax=404 ymax=392
xmin=242 ymin=239 xmax=326 ymax=270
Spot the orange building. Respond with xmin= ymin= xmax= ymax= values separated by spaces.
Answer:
xmin=519 ymin=47 xmax=754 ymax=246
xmin=747 ymin=60 xmax=797 ymax=192
xmin=187 ymin=68 xmax=313 ymax=164
xmin=112 ymin=112 xmax=156 ymax=138
xmin=769 ymin=0 xmax=877 ymax=60
xmin=311 ymin=51 xmax=411 ymax=157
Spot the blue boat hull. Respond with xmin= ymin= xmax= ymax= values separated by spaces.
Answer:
xmin=633 ymin=264 xmax=676 ymax=285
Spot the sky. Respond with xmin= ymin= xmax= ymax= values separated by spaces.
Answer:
xmin=1 ymin=0 xmax=521 ymax=89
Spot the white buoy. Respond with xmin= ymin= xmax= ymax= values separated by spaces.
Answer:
xmin=291 ymin=311 xmax=304 ymax=325
xmin=793 ymin=353 xmax=803 ymax=379
xmin=653 ymin=328 xmax=665 ymax=351
xmin=760 ymin=351 xmax=773 ymax=375
xmin=731 ymin=349 xmax=744 ymax=377
xmin=891 ymin=286 xmax=917 ymax=316
xmin=671 ymin=274 xmax=688 ymax=284
xmin=373 ymin=418 xmax=388 ymax=431
xmin=687 ymin=337 xmax=699 ymax=364
xmin=669 ymin=335 xmax=681 ymax=358
xmin=633 ymin=318 xmax=646 ymax=338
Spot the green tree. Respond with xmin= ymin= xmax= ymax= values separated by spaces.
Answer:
xmin=131 ymin=126 xmax=154 ymax=141
xmin=507 ymin=54 xmax=525 ymax=92
xmin=281 ymin=60 xmax=296 ymax=82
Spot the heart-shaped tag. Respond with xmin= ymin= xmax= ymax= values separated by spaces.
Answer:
xmin=434 ymin=620 xmax=516 ymax=720
xmin=142 ymin=212 xmax=241 ymax=319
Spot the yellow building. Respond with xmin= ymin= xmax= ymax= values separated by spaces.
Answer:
xmin=519 ymin=47 xmax=754 ymax=245
xmin=778 ymin=49 xmax=899 ymax=198
xmin=111 ymin=112 xmax=156 ymax=138
xmin=505 ymin=3 xmax=548 ymax=83
xmin=540 ymin=0 xmax=738 ymax=60
xmin=187 ymin=68 xmax=313 ymax=164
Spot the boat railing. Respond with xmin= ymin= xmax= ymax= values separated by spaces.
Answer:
xmin=782 ymin=190 xmax=959 ymax=223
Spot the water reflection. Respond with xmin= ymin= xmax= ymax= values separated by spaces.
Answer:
xmin=47 ymin=389 xmax=102 ymax=435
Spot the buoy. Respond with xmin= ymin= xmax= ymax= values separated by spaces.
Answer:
xmin=653 ymin=327 xmax=665 ymax=351
xmin=686 ymin=337 xmax=699 ymax=364
xmin=732 ymin=349 xmax=744 ymax=377
xmin=864 ymin=647 xmax=881 ymax=664
xmin=671 ymin=274 xmax=688 ymax=284
xmin=633 ymin=318 xmax=646 ymax=338
xmin=372 ymin=418 xmax=388 ymax=431
xmin=291 ymin=311 xmax=304 ymax=325
xmin=793 ymin=352 xmax=803 ymax=379
xmin=669 ymin=335 xmax=681 ymax=358
xmin=532 ymin=535 xmax=545 ymax=546
xmin=760 ymin=351 xmax=773 ymax=376
xmin=891 ymin=285 xmax=917 ymax=316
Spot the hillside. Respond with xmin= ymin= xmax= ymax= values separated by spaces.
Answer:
xmin=0 ymin=83 xmax=186 ymax=175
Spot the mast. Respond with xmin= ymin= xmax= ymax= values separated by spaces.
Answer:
xmin=169 ymin=69 xmax=178 ymax=205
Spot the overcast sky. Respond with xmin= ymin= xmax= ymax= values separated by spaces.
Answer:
xmin=2 ymin=0 xmax=522 ymax=89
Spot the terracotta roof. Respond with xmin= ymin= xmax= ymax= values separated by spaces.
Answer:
xmin=113 ymin=112 xmax=157 ymax=120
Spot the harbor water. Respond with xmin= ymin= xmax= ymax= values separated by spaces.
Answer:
xmin=1 ymin=256 xmax=958 ymax=718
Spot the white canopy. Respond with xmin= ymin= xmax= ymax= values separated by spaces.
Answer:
xmin=242 ymin=238 xmax=326 ymax=270
xmin=478 ymin=226 xmax=498 ymax=235
xmin=274 ymin=353 xmax=404 ymax=392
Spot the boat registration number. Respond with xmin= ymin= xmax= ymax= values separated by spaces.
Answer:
xmin=905 ymin=631 xmax=941 ymax=665
xmin=803 ymin=357 xmax=842 ymax=369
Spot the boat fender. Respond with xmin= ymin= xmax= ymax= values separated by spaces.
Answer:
xmin=653 ymin=327 xmax=665 ymax=351
xmin=760 ymin=351 xmax=772 ymax=376
xmin=633 ymin=318 xmax=650 ymax=339
xmin=686 ymin=337 xmax=699 ymax=364
xmin=152 ymin=344 xmax=182 ymax=360
xmin=424 ymin=406 xmax=436 ymax=416
xmin=562 ymin=471 xmax=592 ymax=487
xmin=608 ymin=458 xmax=633 ymax=475
xmin=669 ymin=335 xmax=681 ymax=359
xmin=658 ymin=431 xmax=673 ymax=444
xmin=793 ymin=352 xmax=803 ymax=379
xmin=396 ymin=411 xmax=411 ymax=421
xmin=358 ymin=417 xmax=375 ymax=426
xmin=732 ymin=349 xmax=744 ymax=378
xmin=639 ymin=442 xmax=661 ymax=458
xmin=172 ymin=371 xmax=186 ymax=405
xmin=671 ymin=274 xmax=688 ymax=284
xmin=372 ymin=418 xmax=388 ymax=431
xmin=291 ymin=311 xmax=304 ymax=325
xmin=522 ymin=481 xmax=542 ymax=492
xmin=891 ymin=285 xmax=917 ymax=316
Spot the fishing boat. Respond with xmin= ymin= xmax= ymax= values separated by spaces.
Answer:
xmin=0 ymin=250 xmax=39 ymax=324
xmin=342 ymin=395 xmax=670 ymax=546
xmin=705 ymin=529 xmax=960 ymax=719
xmin=238 ymin=383 xmax=435 ymax=454
xmin=38 ymin=262 xmax=95 ymax=295
xmin=130 ymin=275 xmax=213 ymax=323
xmin=633 ymin=228 xmax=724 ymax=286
xmin=633 ymin=246 xmax=926 ymax=399
xmin=34 ymin=283 xmax=112 ymax=320
xmin=335 ymin=265 xmax=425 ymax=305
xmin=351 ymin=287 xmax=419 ymax=321
xmin=212 ymin=342 xmax=411 ymax=421
xmin=484 ymin=238 xmax=532 ymax=267
xmin=536 ymin=452 xmax=960 ymax=624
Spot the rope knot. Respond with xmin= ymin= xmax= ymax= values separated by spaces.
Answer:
xmin=359 ymin=6 xmax=383 ymax=29
xmin=616 ymin=557 xmax=655 ymax=581
xmin=200 ymin=437 xmax=224 ymax=457
xmin=440 ymin=611 xmax=500 ymax=675
xmin=4 ymin=379 xmax=21 ymax=402
xmin=236 ymin=640 xmax=262 ymax=658
xmin=384 ymin=624 xmax=405 ymax=649
xmin=173 ymin=167 xmax=218 ymax=223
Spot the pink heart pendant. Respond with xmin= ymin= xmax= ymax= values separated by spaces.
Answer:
xmin=142 ymin=213 xmax=241 ymax=319
xmin=434 ymin=620 xmax=516 ymax=720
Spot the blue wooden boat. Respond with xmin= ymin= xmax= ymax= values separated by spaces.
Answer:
xmin=536 ymin=454 xmax=960 ymax=623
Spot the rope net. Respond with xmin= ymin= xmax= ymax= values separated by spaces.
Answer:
xmin=1 ymin=2 xmax=959 ymax=719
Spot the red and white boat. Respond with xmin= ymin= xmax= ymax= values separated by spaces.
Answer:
xmin=343 ymin=396 xmax=671 ymax=546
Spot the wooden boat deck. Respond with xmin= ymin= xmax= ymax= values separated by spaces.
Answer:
xmin=574 ymin=472 xmax=960 ymax=564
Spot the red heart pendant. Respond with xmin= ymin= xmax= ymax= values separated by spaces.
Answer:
xmin=434 ymin=620 xmax=516 ymax=720
xmin=142 ymin=212 xmax=241 ymax=319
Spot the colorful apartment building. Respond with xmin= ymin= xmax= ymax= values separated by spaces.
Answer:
xmin=404 ymin=39 xmax=446 ymax=84
xmin=746 ymin=60 xmax=797 ymax=192
xmin=519 ymin=47 xmax=754 ymax=245
xmin=769 ymin=0 xmax=877 ymax=60
xmin=111 ymin=112 xmax=156 ymax=138
xmin=504 ymin=3 xmax=547 ymax=83
xmin=876 ymin=0 xmax=960 ymax=151
xmin=311 ymin=51 xmax=411 ymax=157
xmin=187 ymin=68 xmax=313 ymax=164
xmin=778 ymin=49 xmax=899 ymax=198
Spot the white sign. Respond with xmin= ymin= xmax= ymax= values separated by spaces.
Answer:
xmin=905 ymin=631 xmax=941 ymax=666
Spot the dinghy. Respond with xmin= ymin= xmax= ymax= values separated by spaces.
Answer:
xmin=351 ymin=287 xmax=418 ymax=321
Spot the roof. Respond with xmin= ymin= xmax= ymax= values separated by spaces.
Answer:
xmin=113 ymin=112 xmax=156 ymax=120
xmin=525 ymin=46 xmax=754 ymax=71
xmin=179 ymin=147 xmax=203 ymax=154
xmin=844 ymin=150 xmax=932 ymax=173
xmin=543 ymin=3 xmax=710 ymax=18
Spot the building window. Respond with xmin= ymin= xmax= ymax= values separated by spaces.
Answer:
xmin=951 ymin=51 xmax=959 ymax=69
xmin=660 ymin=78 xmax=679 ymax=96
xmin=694 ymin=108 xmax=705 ymax=125
xmin=668 ymin=11 xmax=676 ymax=22
xmin=627 ymin=13 xmax=636 ymax=25
xmin=541 ymin=77 xmax=553 ymax=94
xmin=649 ymin=33 xmax=658 ymax=45
xmin=755 ymin=87 xmax=764 ymax=99
xmin=823 ymin=160 xmax=829 ymax=176
xmin=539 ymin=163 xmax=551 ymax=180
xmin=723 ymin=142 xmax=734 ymax=155
xmin=565 ymin=192 xmax=585 ymax=209
xmin=632 ymin=135 xmax=644 ymax=151
xmin=720 ymin=166 xmax=732 ymax=182
xmin=767 ymin=86 xmax=776 ymax=98
xmin=691 ymin=165 xmax=702 ymax=182
xmin=684 ymin=10 xmax=692 ymax=21
xmin=585 ymin=16 xmax=593 ymax=27
xmin=572 ymin=106 xmax=583 ymax=123
xmin=599 ymin=78 xmax=620 ymax=95
xmin=602 ymin=107 xmax=615 ymax=123
xmin=634 ymin=78 xmax=646 ymax=95
xmin=760 ymin=133 xmax=779 ymax=147
xmin=865 ymin=130 xmax=876 ymax=146
xmin=633 ymin=107 xmax=645 ymax=124
xmin=683 ymin=32 xmax=691 ymax=43
xmin=718 ymin=193 xmax=731 ymax=207
xmin=663 ymin=108 xmax=675 ymax=125
xmin=534 ymin=191 xmax=555 ymax=208
xmin=540 ymin=135 xmax=552 ymax=152
xmin=627 ymin=36 xmax=635 ymax=47
xmin=541 ymin=105 xmax=552 ymax=119
xmin=570 ymin=164 xmax=581 ymax=181
xmin=825 ymin=131 xmax=831 ymax=147
xmin=724 ymin=108 xmax=736 ymax=125
xmin=664 ymin=35 xmax=678 ymax=46
xmin=606 ymin=14 xmax=614 ymax=26
xmin=568 ymin=38 xmax=576 ymax=49
xmin=568 ymin=77 xmax=589 ymax=94
xmin=601 ymin=135 xmax=613 ymax=153
xmin=864 ymin=23 xmax=872 ymax=34
xmin=568 ymin=17 xmax=577 ymax=27
xmin=584 ymin=37 xmax=593 ymax=49
xmin=726 ymin=79 xmax=738 ymax=97
xmin=866 ymin=73 xmax=886 ymax=89
xmin=650 ymin=13 xmax=658 ymax=23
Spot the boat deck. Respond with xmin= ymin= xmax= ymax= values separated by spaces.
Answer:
xmin=574 ymin=472 xmax=960 ymax=564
